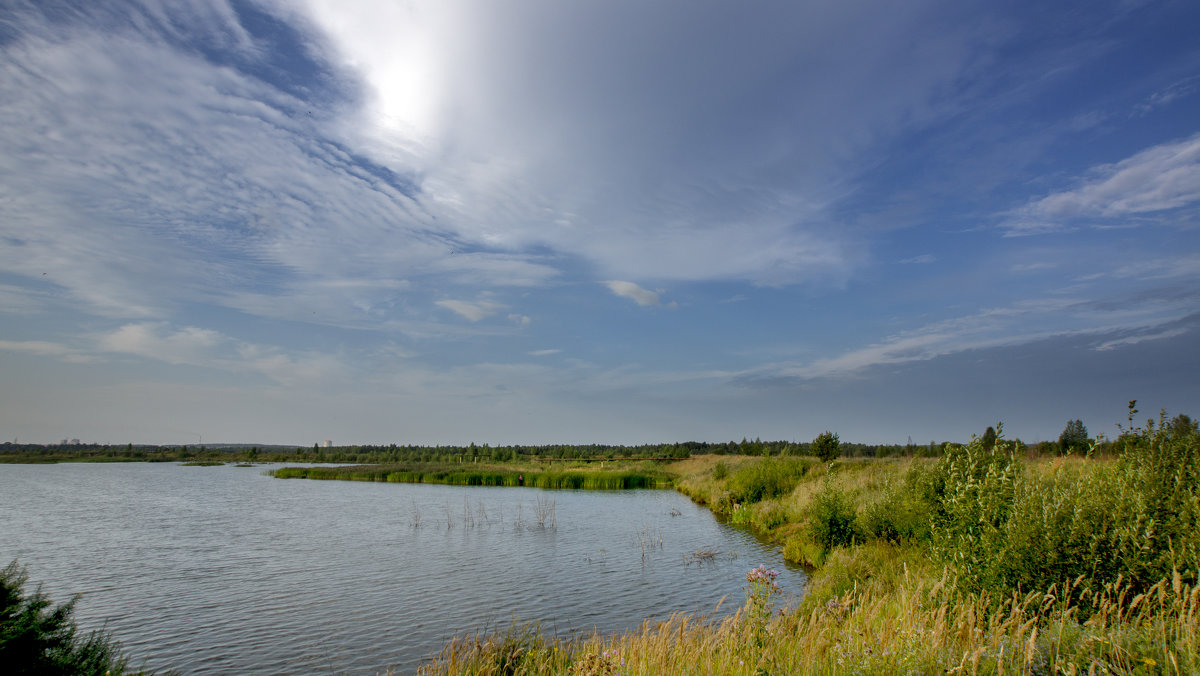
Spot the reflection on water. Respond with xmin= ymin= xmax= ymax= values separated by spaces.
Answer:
xmin=0 ymin=463 xmax=804 ymax=674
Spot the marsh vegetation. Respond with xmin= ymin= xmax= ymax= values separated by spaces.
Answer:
xmin=270 ymin=460 xmax=673 ymax=490
xmin=421 ymin=410 xmax=1200 ymax=674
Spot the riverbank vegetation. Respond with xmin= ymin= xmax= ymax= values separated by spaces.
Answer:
xmin=419 ymin=409 xmax=1200 ymax=674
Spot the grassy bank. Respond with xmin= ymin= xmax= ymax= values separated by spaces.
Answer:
xmin=418 ymin=415 xmax=1200 ymax=674
xmin=270 ymin=460 xmax=673 ymax=489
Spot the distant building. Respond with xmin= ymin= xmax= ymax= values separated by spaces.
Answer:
xmin=70 ymin=438 xmax=80 ymax=445
xmin=323 ymin=440 xmax=333 ymax=448
xmin=60 ymin=439 xmax=69 ymax=446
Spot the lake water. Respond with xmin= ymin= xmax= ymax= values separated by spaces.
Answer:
xmin=0 ymin=462 xmax=805 ymax=675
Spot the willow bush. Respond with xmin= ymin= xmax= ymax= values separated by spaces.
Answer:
xmin=927 ymin=415 xmax=1200 ymax=600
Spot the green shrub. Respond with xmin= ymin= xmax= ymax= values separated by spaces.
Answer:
xmin=808 ymin=481 xmax=858 ymax=553
xmin=712 ymin=461 xmax=728 ymax=480
xmin=927 ymin=416 xmax=1200 ymax=598
xmin=0 ymin=561 xmax=154 ymax=675
xmin=726 ymin=458 xmax=809 ymax=505
xmin=782 ymin=535 xmax=825 ymax=567
xmin=858 ymin=480 xmax=931 ymax=543
xmin=926 ymin=433 xmax=1022 ymax=590
xmin=750 ymin=501 xmax=790 ymax=531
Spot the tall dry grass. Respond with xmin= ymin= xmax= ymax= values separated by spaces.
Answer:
xmin=416 ymin=552 xmax=1198 ymax=675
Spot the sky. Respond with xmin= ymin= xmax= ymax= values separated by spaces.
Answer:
xmin=1 ymin=0 xmax=1198 ymax=446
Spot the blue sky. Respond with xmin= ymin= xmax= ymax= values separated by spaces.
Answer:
xmin=1 ymin=0 xmax=1197 ymax=446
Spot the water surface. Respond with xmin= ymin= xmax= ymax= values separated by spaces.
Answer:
xmin=0 ymin=462 xmax=804 ymax=674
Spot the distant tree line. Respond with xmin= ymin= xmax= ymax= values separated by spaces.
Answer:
xmin=0 ymin=438 xmax=945 ymax=463
xmin=4 ymin=404 xmax=1193 ymax=464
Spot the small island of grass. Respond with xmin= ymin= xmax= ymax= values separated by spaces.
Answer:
xmin=270 ymin=458 xmax=673 ymax=489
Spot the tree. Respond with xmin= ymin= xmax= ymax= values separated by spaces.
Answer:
xmin=0 ymin=560 xmax=149 ymax=675
xmin=1058 ymin=419 xmax=1089 ymax=454
xmin=1169 ymin=414 xmax=1198 ymax=438
xmin=981 ymin=426 xmax=997 ymax=451
xmin=811 ymin=431 xmax=840 ymax=462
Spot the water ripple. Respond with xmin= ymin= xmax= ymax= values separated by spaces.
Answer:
xmin=0 ymin=463 xmax=804 ymax=674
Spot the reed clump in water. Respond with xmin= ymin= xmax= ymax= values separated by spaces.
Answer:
xmin=271 ymin=463 xmax=672 ymax=490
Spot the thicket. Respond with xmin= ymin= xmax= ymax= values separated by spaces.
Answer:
xmin=686 ymin=410 xmax=1200 ymax=600
xmin=924 ymin=415 xmax=1199 ymax=598
xmin=0 ymin=561 xmax=157 ymax=675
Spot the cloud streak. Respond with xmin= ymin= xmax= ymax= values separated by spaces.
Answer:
xmin=0 ymin=340 xmax=98 ymax=364
xmin=605 ymin=281 xmax=660 ymax=307
xmin=436 ymin=299 xmax=504 ymax=322
xmin=1005 ymin=134 xmax=1200 ymax=235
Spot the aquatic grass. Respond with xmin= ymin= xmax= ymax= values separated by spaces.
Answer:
xmin=271 ymin=464 xmax=672 ymax=490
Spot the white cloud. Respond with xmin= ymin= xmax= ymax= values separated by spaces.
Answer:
xmin=1011 ymin=262 xmax=1057 ymax=272
xmin=604 ymin=281 xmax=660 ymax=307
xmin=92 ymin=322 xmax=348 ymax=387
xmin=97 ymin=323 xmax=224 ymax=366
xmin=436 ymin=299 xmax=504 ymax=322
xmin=1135 ymin=75 xmax=1200 ymax=116
xmin=1094 ymin=327 xmax=1188 ymax=352
xmin=529 ymin=348 xmax=560 ymax=356
xmin=292 ymin=0 xmax=989 ymax=286
xmin=0 ymin=20 xmax=555 ymax=326
xmin=1006 ymin=134 xmax=1200 ymax=235
xmin=771 ymin=295 xmax=1194 ymax=381
xmin=0 ymin=284 xmax=48 ymax=314
xmin=430 ymin=253 xmax=559 ymax=287
xmin=0 ymin=340 xmax=98 ymax=364
xmin=899 ymin=254 xmax=936 ymax=264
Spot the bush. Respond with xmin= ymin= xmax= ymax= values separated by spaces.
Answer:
xmin=926 ymin=435 xmax=1022 ymax=591
xmin=808 ymin=481 xmax=858 ymax=553
xmin=0 ymin=561 xmax=153 ymax=675
xmin=928 ymin=415 xmax=1200 ymax=598
xmin=726 ymin=458 xmax=809 ymax=505
xmin=858 ymin=481 xmax=932 ymax=543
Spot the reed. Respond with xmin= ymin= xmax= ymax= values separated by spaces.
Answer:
xmin=271 ymin=464 xmax=672 ymax=490
xmin=533 ymin=496 xmax=557 ymax=529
